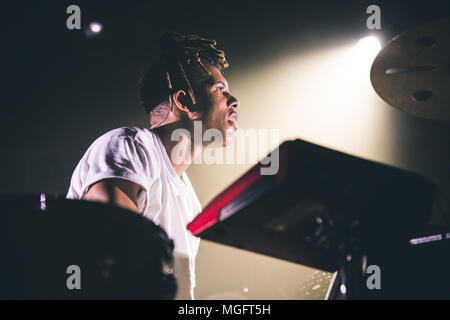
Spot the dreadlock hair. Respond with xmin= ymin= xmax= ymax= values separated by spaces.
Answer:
xmin=139 ymin=32 xmax=229 ymax=117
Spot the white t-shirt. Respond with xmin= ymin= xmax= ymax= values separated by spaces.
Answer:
xmin=66 ymin=126 xmax=202 ymax=299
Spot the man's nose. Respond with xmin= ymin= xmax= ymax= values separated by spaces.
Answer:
xmin=228 ymin=94 xmax=240 ymax=110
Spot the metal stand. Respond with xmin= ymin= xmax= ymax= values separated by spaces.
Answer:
xmin=329 ymin=237 xmax=368 ymax=300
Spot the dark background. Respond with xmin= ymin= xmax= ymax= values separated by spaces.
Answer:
xmin=2 ymin=0 xmax=450 ymax=220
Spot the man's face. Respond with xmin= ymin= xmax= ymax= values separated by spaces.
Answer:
xmin=197 ymin=65 xmax=240 ymax=147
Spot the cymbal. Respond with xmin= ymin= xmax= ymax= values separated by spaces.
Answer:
xmin=370 ymin=19 xmax=450 ymax=121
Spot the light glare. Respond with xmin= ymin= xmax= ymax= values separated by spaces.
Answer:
xmin=356 ymin=36 xmax=381 ymax=61
xmin=89 ymin=22 xmax=103 ymax=33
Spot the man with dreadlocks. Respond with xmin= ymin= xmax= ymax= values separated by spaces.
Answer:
xmin=66 ymin=32 xmax=240 ymax=299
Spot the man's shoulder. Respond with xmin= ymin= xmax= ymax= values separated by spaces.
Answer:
xmin=80 ymin=127 xmax=162 ymax=166
xmin=94 ymin=126 xmax=158 ymax=148
xmin=99 ymin=126 xmax=150 ymax=140
xmin=82 ymin=126 xmax=163 ymax=174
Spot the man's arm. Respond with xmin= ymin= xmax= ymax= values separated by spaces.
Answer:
xmin=84 ymin=178 xmax=142 ymax=214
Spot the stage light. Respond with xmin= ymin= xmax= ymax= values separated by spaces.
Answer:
xmin=355 ymin=36 xmax=381 ymax=62
xmin=84 ymin=22 xmax=104 ymax=38
xmin=89 ymin=22 xmax=103 ymax=34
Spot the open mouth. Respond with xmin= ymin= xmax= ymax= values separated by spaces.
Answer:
xmin=228 ymin=112 xmax=239 ymax=129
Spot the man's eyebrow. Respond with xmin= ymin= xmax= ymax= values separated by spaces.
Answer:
xmin=203 ymin=77 xmax=229 ymax=89
xmin=212 ymin=80 xmax=228 ymax=88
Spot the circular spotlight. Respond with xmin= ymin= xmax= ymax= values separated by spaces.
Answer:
xmin=89 ymin=22 xmax=103 ymax=34
xmin=356 ymin=36 xmax=381 ymax=55
xmin=353 ymin=36 xmax=382 ymax=66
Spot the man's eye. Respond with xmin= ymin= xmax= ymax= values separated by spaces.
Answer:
xmin=216 ymin=86 xmax=224 ymax=92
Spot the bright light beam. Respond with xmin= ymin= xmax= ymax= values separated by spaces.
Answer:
xmin=355 ymin=36 xmax=381 ymax=65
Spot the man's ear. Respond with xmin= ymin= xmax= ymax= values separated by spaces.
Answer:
xmin=172 ymin=90 xmax=202 ymax=120
xmin=172 ymin=90 xmax=191 ymax=113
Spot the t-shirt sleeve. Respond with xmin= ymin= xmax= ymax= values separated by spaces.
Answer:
xmin=79 ymin=135 xmax=153 ymax=199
